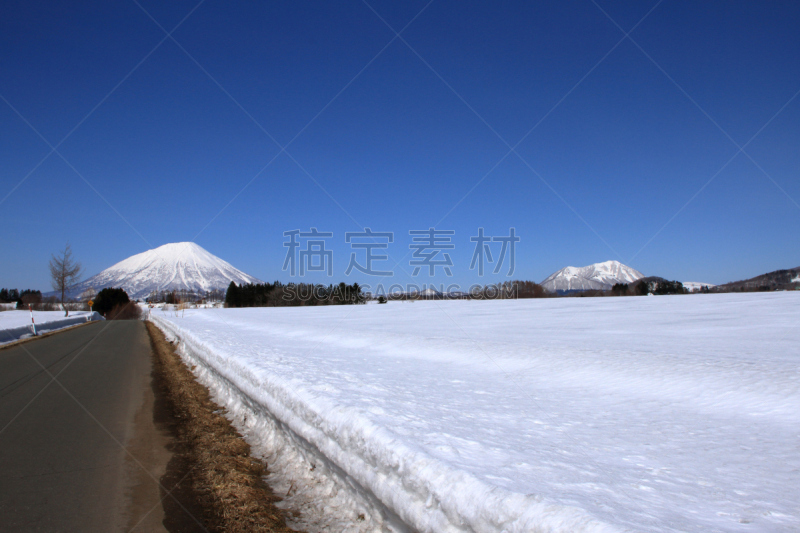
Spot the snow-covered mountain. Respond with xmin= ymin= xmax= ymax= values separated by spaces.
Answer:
xmin=69 ymin=242 xmax=262 ymax=299
xmin=541 ymin=260 xmax=644 ymax=292
xmin=683 ymin=282 xmax=716 ymax=292
xmin=415 ymin=287 xmax=442 ymax=297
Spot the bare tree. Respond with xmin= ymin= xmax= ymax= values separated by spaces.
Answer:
xmin=49 ymin=244 xmax=83 ymax=316
xmin=79 ymin=286 xmax=97 ymax=304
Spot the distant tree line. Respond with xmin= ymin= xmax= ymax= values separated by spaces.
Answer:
xmin=509 ymin=280 xmax=549 ymax=298
xmin=225 ymin=281 xmax=366 ymax=307
xmin=0 ymin=288 xmax=89 ymax=311
xmin=713 ymin=267 xmax=799 ymax=292
xmin=376 ymin=280 xmax=550 ymax=301
xmin=92 ymin=287 xmax=141 ymax=319
xmin=715 ymin=285 xmax=773 ymax=293
xmin=653 ymin=280 xmax=686 ymax=295
xmin=0 ymin=288 xmax=42 ymax=306
xmin=467 ymin=280 xmax=550 ymax=299
xmin=146 ymin=288 xmax=226 ymax=304
xmin=609 ymin=280 xmax=687 ymax=296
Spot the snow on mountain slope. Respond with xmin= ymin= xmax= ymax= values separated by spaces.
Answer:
xmin=70 ymin=242 xmax=262 ymax=299
xmin=541 ymin=260 xmax=643 ymax=292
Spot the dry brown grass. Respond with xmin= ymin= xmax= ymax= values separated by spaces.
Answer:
xmin=146 ymin=321 xmax=296 ymax=532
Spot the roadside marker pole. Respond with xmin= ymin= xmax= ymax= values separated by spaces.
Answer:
xmin=29 ymin=304 xmax=37 ymax=336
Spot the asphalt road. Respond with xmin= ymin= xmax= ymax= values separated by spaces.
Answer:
xmin=0 ymin=320 xmax=175 ymax=532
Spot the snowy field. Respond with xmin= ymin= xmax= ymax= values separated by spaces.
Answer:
xmin=0 ymin=310 xmax=103 ymax=344
xmin=151 ymin=292 xmax=799 ymax=533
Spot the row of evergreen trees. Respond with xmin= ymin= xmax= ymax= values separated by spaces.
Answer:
xmin=225 ymin=281 xmax=365 ymax=307
xmin=0 ymin=288 xmax=42 ymax=305
xmin=611 ymin=280 xmax=687 ymax=296
xmin=145 ymin=288 xmax=226 ymax=303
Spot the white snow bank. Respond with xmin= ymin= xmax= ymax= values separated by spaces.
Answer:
xmin=151 ymin=292 xmax=800 ymax=532
xmin=0 ymin=310 xmax=104 ymax=344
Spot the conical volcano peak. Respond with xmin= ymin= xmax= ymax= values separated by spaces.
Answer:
xmin=69 ymin=242 xmax=262 ymax=299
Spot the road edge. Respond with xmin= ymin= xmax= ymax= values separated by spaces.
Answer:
xmin=145 ymin=320 xmax=296 ymax=532
xmin=0 ymin=320 xmax=97 ymax=351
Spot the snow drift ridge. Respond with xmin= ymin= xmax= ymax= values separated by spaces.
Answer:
xmin=151 ymin=314 xmax=618 ymax=533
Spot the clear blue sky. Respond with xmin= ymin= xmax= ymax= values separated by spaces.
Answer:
xmin=2 ymin=0 xmax=798 ymax=291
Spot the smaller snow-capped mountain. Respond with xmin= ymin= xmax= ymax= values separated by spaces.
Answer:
xmin=682 ymin=282 xmax=716 ymax=292
xmin=391 ymin=287 xmax=442 ymax=298
xmin=416 ymin=287 xmax=442 ymax=297
xmin=541 ymin=260 xmax=644 ymax=293
xmin=69 ymin=242 xmax=262 ymax=299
